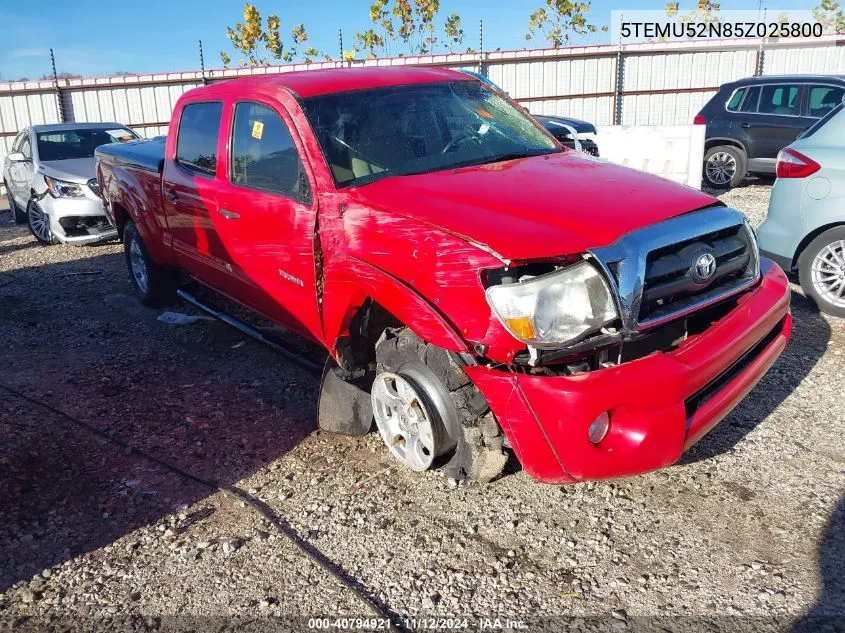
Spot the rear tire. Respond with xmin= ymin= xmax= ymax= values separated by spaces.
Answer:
xmin=373 ymin=328 xmax=508 ymax=483
xmin=798 ymin=226 xmax=845 ymax=318
xmin=123 ymin=220 xmax=178 ymax=306
xmin=703 ymin=145 xmax=746 ymax=189
xmin=3 ymin=182 xmax=25 ymax=224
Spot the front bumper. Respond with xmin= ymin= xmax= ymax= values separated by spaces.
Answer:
xmin=41 ymin=194 xmax=117 ymax=245
xmin=465 ymin=259 xmax=792 ymax=484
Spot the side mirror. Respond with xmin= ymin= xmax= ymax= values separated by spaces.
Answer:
xmin=7 ymin=151 xmax=26 ymax=162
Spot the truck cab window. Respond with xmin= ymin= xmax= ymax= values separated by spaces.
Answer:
xmin=230 ymin=102 xmax=303 ymax=198
xmin=176 ymin=102 xmax=223 ymax=176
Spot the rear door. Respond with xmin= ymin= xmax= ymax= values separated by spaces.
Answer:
xmin=162 ymin=101 xmax=241 ymax=296
xmin=741 ymin=83 xmax=810 ymax=173
xmin=215 ymin=98 xmax=323 ymax=342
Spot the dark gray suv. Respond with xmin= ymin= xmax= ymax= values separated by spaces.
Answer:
xmin=695 ymin=74 xmax=845 ymax=189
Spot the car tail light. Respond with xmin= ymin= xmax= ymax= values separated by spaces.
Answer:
xmin=693 ymin=114 xmax=706 ymax=125
xmin=776 ymin=148 xmax=821 ymax=179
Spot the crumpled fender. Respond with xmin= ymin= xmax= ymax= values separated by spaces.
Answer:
xmin=321 ymin=255 xmax=468 ymax=356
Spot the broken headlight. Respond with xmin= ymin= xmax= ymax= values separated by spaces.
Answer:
xmin=486 ymin=261 xmax=618 ymax=348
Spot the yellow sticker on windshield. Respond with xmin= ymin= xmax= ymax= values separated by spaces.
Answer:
xmin=251 ymin=120 xmax=264 ymax=140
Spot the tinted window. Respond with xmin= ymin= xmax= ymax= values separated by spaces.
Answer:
xmin=758 ymin=84 xmax=801 ymax=116
xmin=302 ymin=81 xmax=558 ymax=188
xmin=36 ymin=127 xmax=138 ymax=161
xmin=231 ymin=102 xmax=302 ymax=198
xmin=176 ymin=102 xmax=223 ymax=175
xmin=726 ymin=88 xmax=745 ymax=111
xmin=808 ymin=85 xmax=845 ymax=118
xmin=739 ymin=86 xmax=761 ymax=112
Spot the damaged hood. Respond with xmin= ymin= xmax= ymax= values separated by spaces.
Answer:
xmin=352 ymin=152 xmax=718 ymax=262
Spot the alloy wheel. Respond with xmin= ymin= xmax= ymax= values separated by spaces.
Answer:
xmin=27 ymin=202 xmax=52 ymax=243
xmin=810 ymin=240 xmax=845 ymax=309
xmin=371 ymin=372 xmax=438 ymax=471
xmin=129 ymin=238 xmax=149 ymax=294
xmin=705 ymin=152 xmax=737 ymax=186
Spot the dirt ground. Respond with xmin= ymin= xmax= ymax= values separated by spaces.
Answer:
xmin=1 ymin=185 xmax=843 ymax=632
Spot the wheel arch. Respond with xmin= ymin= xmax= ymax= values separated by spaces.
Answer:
xmin=705 ymin=137 xmax=747 ymax=156
xmin=794 ymin=221 xmax=845 ymax=268
xmin=322 ymin=257 xmax=468 ymax=372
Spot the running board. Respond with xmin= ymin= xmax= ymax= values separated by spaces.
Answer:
xmin=175 ymin=288 xmax=323 ymax=377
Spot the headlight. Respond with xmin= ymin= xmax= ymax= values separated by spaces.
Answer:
xmin=486 ymin=261 xmax=618 ymax=348
xmin=44 ymin=176 xmax=85 ymax=198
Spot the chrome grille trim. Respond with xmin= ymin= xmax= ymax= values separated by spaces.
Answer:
xmin=87 ymin=178 xmax=101 ymax=198
xmin=588 ymin=207 xmax=760 ymax=333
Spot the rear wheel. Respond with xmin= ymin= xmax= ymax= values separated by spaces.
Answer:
xmin=799 ymin=226 xmax=845 ymax=318
xmin=703 ymin=145 xmax=746 ymax=189
xmin=26 ymin=199 xmax=57 ymax=245
xmin=373 ymin=328 xmax=507 ymax=482
xmin=123 ymin=220 xmax=178 ymax=306
xmin=3 ymin=182 xmax=25 ymax=224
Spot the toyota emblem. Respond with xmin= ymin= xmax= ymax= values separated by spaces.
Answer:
xmin=691 ymin=252 xmax=717 ymax=284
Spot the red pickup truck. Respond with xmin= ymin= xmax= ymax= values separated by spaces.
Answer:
xmin=95 ymin=67 xmax=792 ymax=485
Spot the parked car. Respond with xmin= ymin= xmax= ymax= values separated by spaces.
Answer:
xmin=758 ymin=97 xmax=845 ymax=317
xmin=96 ymin=68 xmax=791 ymax=485
xmin=2 ymin=123 xmax=138 ymax=245
xmin=695 ymin=74 xmax=845 ymax=189
xmin=458 ymin=69 xmax=600 ymax=155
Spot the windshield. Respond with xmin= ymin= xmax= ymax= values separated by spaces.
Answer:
xmin=36 ymin=127 xmax=138 ymax=161
xmin=300 ymin=81 xmax=560 ymax=188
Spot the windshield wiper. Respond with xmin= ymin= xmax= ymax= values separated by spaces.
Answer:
xmin=475 ymin=148 xmax=562 ymax=165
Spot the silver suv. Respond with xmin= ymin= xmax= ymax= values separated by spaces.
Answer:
xmin=2 ymin=123 xmax=137 ymax=245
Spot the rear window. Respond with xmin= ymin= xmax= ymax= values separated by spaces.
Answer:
xmin=726 ymin=88 xmax=745 ymax=111
xmin=36 ymin=127 xmax=137 ymax=161
xmin=176 ymin=102 xmax=223 ymax=176
xmin=739 ymin=86 xmax=761 ymax=113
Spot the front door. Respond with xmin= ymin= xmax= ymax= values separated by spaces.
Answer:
xmin=215 ymin=98 xmax=323 ymax=342
xmin=8 ymin=132 xmax=34 ymax=206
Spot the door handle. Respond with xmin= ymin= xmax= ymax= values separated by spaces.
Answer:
xmin=166 ymin=190 xmax=178 ymax=203
xmin=739 ymin=122 xmax=752 ymax=128
xmin=219 ymin=208 xmax=240 ymax=219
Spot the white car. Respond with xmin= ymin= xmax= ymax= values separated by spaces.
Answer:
xmin=2 ymin=123 xmax=137 ymax=245
xmin=758 ymin=98 xmax=845 ymax=317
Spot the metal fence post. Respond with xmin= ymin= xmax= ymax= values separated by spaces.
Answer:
xmin=50 ymin=48 xmax=66 ymax=124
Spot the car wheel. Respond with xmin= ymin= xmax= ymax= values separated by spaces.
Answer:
xmin=4 ymin=182 xmax=26 ymax=224
xmin=799 ymin=226 xmax=845 ymax=318
xmin=373 ymin=328 xmax=507 ymax=482
xmin=123 ymin=220 xmax=179 ymax=306
xmin=703 ymin=145 xmax=746 ymax=189
xmin=26 ymin=199 xmax=58 ymax=245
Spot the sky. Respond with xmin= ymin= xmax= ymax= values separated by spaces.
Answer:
xmin=0 ymin=0 xmax=823 ymax=80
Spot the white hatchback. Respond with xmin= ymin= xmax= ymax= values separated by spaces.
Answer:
xmin=758 ymin=98 xmax=845 ymax=317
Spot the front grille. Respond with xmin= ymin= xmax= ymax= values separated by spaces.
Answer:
xmin=639 ymin=224 xmax=757 ymax=324
xmin=87 ymin=178 xmax=101 ymax=198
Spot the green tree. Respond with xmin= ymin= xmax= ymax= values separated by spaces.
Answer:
xmin=813 ymin=0 xmax=845 ymax=33
xmin=665 ymin=1 xmax=721 ymax=24
xmin=526 ymin=1 xmax=607 ymax=48
xmin=355 ymin=0 xmax=464 ymax=57
xmin=221 ymin=3 xmax=324 ymax=67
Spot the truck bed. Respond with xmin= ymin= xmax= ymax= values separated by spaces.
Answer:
xmin=95 ymin=136 xmax=166 ymax=173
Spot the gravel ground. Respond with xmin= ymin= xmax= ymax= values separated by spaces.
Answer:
xmin=0 ymin=185 xmax=843 ymax=632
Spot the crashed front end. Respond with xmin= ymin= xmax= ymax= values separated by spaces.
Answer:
xmin=468 ymin=207 xmax=791 ymax=483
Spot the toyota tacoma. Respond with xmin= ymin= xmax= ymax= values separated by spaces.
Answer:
xmin=95 ymin=67 xmax=792 ymax=484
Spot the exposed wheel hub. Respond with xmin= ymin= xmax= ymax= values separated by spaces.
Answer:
xmin=371 ymin=372 xmax=438 ymax=471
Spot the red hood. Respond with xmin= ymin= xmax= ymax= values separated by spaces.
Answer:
xmin=351 ymin=152 xmax=719 ymax=261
